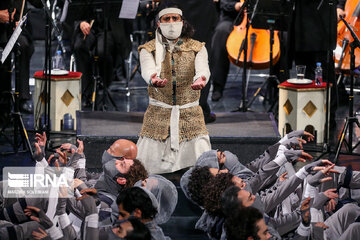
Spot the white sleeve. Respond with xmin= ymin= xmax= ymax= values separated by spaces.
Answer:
xmin=193 ymin=46 xmax=210 ymax=83
xmin=140 ymin=48 xmax=157 ymax=84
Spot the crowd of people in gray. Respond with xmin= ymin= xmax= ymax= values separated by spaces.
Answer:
xmin=0 ymin=129 xmax=359 ymax=240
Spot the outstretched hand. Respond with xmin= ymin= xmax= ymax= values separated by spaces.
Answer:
xmin=300 ymin=197 xmax=311 ymax=225
xmin=76 ymin=139 xmax=84 ymax=154
xmin=287 ymin=130 xmax=314 ymax=142
xmin=32 ymin=227 xmax=48 ymax=240
xmin=24 ymin=206 xmax=53 ymax=230
xmin=282 ymin=137 xmax=307 ymax=150
xmin=191 ymin=76 xmax=207 ymax=90
xmin=326 ymin=199 xmax=337 ymax=212
xmin=279 ymin=172 xmax=288 ymax=182
xmin=35 ymin=132 xmax=47 ymax=147
xmin=33 ymin=132 xmax=47 ymax=162
xmin=284 ymin=149 xmax=313 ymax=163
xmin=303 ymin=131 xmax=314 ymax=142
xmin=150 ymin=73 xmax=168 ymax=88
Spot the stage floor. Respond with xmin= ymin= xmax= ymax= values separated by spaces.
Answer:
xmin=76 ymin=111 xmax=280 ymax=169
xmin=77 ymin=111 xmax=279 ymax=139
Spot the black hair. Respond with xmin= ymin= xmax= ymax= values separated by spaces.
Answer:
xmin=224 ymin=207 xmax=263 ymax=240
xmin=126 ymin=218 xmax=151 ymax=240
xmin=188 ymin=166 xmax=214 ymax=206
xmin=116 ymin=187 xmax=158 ymax=220
xmin=156 ymin=1 xmax=194 ymax=39
xmin=221 ymin=185 xmax=242 ymax=217
xmin=123 ymin=159 xmax=148 ymax=189
xmin=203 ymin=173 xmax=234 ymax=217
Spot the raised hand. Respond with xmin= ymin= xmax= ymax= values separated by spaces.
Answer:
xmin=32 ymin=227 xmax=48 ymax=240
xmin=303 ymin=131 xmax=315 ymax=142
xmin=33 ymin=132 xmax=47 ymax=161
xmin=150 ymin=73 xmax=168 ymax=88
xmin=76 ymin=139 xmax=84 ymax=154
xmin=326 ymin=199 xmax=337 ymax=212
xmin=56 ymin=149 xmax=68 ymax=166
xmin=282 ymin=137 xmax=307 ymax=150
xmin=324 ymin=188 xmax=338 ymax=200
xmin=35 ymin=132 xmax=47 ymax=147
xmin=287 ymin=130 xmax=314 ymax=142
xmin=24 ymin=206 xmax=53 ymax=229
xmin=312 ymin=161 xmax=339 ymax=174
xmin=308 ymin=164 xmax=338 ymax=186
xmin=279 ymin=172 xmax=288 ymax=182
xmin=315 ymin=222 xmax=329 ymax=229
xmin=284 ymin=149 xmax=313 ymax=163
xmin=300 ymin=197 xmax=311 ymax=225
xmin=33 ymin=143 xmax=45 ymax=162
xmin=191 ymin=76 xmax=207 ymax=90
xmin=60 ymin=142 xmax=77 ymax=154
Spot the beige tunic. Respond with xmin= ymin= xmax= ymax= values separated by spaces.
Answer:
xmin=137 ymin=38 xmax=211 ymax=174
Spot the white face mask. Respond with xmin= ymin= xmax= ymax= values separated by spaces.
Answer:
xmin=159 ymin=21 xmax=183 ymax=40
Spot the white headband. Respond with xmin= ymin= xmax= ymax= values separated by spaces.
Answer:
xmin=158 ymin=8 xmax=182 ymax=18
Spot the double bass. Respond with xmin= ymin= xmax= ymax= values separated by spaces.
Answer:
xmin=226 ymin=10 xmax=281 ymax=70
xmin=334 ymin=0 xmax=360 ymax=71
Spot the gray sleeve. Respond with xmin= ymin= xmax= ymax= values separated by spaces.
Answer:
xmin=180 ymin=168 xmax=196 ymax=204
xmin=80 ymin=197 xmax=99 ymax=240
xmin=147 ymin=222 xmax=169 ymax=240
xmin=338 ymin=167 xmax=360 ymax=189
xmin=292 ymin=223 xmax=311 ymax=240
xmin=56 ymin=198 xmax=77 ymax=240
xmin=338 ymin=222 xmax=360 ymax=240
xmin=267 ymin=210 xmax=301 ymax=235
xmin=0 ymin=197 xmax=47 ymax=224
xmin=312 ymin=193 xmax=329 ymax=210
xmin=68 ymin=153 xmax=87 ymax=182
xmin=60 ymin=224 xmax=77 ymax=240
xmin=246 ymin=143 xmax=280 ymax=172
xmin=223 ymin=151 xmax=254 ymax=179
xmin=260 ymin=175 xmax=303 ymax=214
xmin=311 ymin=224 xmax=325 ymax=240
xmin=0 ymin=221 xmax=41 ymax=240
xmin=247 ymin=161 xmax=282 ymax=193
xmin=66 ymin=197 xmax=86 ymax=220
xmin=75 ymin=168 xmax=87 ymax=182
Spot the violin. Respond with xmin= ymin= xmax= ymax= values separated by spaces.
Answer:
xmin=226 ymin=11 xmax=280 ymax=70
xmin=334 ymin=0 xmax=360 ymax=71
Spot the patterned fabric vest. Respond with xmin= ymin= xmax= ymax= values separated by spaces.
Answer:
xmin=138 ymin=38 xmax=208 ymax=142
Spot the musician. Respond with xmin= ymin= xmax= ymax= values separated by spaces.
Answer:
xmin=0 ymin=0 xmax=42 ymax=114
xmin=71 ymin=1 xmax=132 ymax=107
xmin=209 ymin=0 xmax=244 ymax=101
xmin=287 ymin=0 xmax=347 ymax=128
xmin=137 ymin=2 xmax=211 ymax=174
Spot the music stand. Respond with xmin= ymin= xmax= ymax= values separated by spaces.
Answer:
xmin=333 ymin=17 xmax=360 ymax=163
xmin=245 ymin=0 xmax=292 ymax=111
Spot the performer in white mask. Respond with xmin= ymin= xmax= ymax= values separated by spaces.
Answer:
xmin=137 ymin=1 xmax=211 ymax=174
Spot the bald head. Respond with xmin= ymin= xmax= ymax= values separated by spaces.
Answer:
xmin=108 ymin=139 xmax=137 ymax=160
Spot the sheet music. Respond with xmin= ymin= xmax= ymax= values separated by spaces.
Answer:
xmin=1 ymin=15 xmax=27 ymax=64
xmin=119 ymin=0 xmax=140 ymax=19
